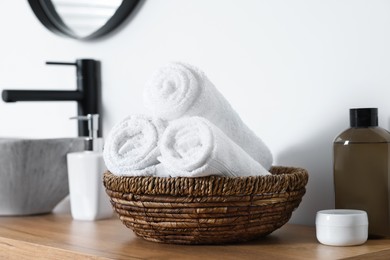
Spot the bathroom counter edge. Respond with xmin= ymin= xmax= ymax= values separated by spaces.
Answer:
xmin=0 ymin=213 xmax=390 ymax=259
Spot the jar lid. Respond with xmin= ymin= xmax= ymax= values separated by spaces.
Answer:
xmin=316 ymin=209 xmax=368 ymax=227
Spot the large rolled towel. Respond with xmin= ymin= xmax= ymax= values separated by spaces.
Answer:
xmin=158 ymin=117 xmax=270 ymax=177
xmin=103 ymin=115 xmax=166 ymax=176
xmin=144 ymin=62 xmax=273 ymax=170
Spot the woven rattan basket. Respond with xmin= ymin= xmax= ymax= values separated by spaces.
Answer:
xmin=103 ymin=166 xmax=308 ymax=245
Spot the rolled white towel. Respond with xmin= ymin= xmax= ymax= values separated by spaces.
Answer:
xmin=158 ymin=117 xmax=270 ymax=177
xmin=144 ymin=62 xmax=272 ymax=170
xmin=103 ymin=115 xmax=166 ymax=176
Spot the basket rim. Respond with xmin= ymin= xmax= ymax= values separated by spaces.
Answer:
xmin=103 ymin=166 xmax=308 ymax=197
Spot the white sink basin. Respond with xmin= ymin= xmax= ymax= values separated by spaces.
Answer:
xmin=0 ymin=138 xmax=85 ymax=215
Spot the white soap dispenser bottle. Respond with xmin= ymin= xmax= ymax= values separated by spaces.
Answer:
xmin=66 ymin=114 xmax=113 ymax=221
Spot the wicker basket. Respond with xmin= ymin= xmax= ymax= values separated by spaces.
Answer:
xmin=103 ymin=166 xmax=308 ymax=245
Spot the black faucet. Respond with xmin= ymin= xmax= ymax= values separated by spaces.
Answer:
xmin=1 ymin=59 xmax=101 ymax=137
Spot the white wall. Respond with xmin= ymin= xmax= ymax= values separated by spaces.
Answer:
xmin=1 ymin=0 xmax=390 ymax=225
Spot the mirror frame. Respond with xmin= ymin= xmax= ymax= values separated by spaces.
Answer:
xmin=28 ymin=0 xmax=140 ymax=40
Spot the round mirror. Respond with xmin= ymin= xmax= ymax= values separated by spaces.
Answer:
xmin=28 ymin=0 xmax=140 ymax=40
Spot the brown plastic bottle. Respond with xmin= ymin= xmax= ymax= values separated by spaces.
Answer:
xmin=334 ymin=108 xmax=390 ymax=237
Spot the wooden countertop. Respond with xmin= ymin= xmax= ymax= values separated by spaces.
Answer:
xmin=1 ymin=213 xmax=390 ymax=259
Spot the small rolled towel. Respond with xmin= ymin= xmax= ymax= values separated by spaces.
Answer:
xmin=158 ymin=117 xmax=270 ymax=177
xmin=103 ymin=115 xmax=166 ymax=176
xmin=144 ymin=62 xmax=272 ymax=170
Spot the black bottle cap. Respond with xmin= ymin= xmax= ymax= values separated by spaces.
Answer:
xmin=350 ymin=108 xmax=378 ymax=127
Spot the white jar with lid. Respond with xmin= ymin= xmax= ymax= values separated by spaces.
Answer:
xmin=316 ymin=209 xmax=368 ymax=246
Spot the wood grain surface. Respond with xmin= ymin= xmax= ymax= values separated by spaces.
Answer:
xmin=0 ymin=213 xmax=390 ymax=259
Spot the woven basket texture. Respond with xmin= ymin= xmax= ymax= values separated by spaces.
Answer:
xmin=103 ymin=166 xmax=308 ymax=245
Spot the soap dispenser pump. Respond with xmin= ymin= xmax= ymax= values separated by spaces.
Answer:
xmin=66 ymin=114 xmax=113 ymax=221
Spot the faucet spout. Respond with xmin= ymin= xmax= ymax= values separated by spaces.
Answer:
xmin=2 ymin=90 xmax=83 ymax=102
xmin=1 ymin=59 xmax=101 ymax=137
